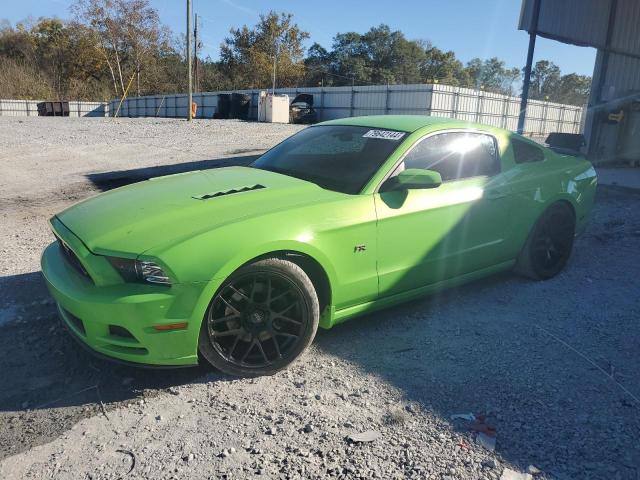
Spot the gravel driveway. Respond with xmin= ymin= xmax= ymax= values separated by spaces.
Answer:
xmin=0 ymin=117 xmax=638 ymax=480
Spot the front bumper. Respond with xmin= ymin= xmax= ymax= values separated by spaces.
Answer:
xmin=41 ymin=241 xmax=206 ymax=367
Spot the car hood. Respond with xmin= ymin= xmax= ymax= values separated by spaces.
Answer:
xmin=56 ymin=166 xmax=335 ymax=255
xmin=290 ymin=93 xmax=314 ymax=106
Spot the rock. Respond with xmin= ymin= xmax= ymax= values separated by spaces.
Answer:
xmin=220 ymin=449 xmax=230 ymax=458
xmin=347 ymin=431 xmax=381 ymax=443
xmin=482 ymin=458 xmax=498 ymax=469
xmin=182 ymin=453 xmax=194 ymax=462
xmin=303 ymin=424 xmax=314 ymax=433
xmin=230 ymin=447 xmax=236 ymax=454
xmin=526 ymin=465 xmax=541 ymax=475
xmin=156 ymin=415 xmax=163 ymax=422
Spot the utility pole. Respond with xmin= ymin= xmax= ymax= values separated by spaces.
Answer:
xmin=186 ymin=0 xmax=193 ymax=121
xmin=194 ymin=13 xmax=199 ymax=93
xmin=272 ymin=35 xmax=278 ymax=95
xmin=517 ymin=0 xmax=540 ymax=134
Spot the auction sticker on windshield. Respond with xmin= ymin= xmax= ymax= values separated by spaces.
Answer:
xmin=362 ymin=130 xmax=406 ymax=141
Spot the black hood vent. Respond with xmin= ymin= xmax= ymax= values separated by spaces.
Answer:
xmin=193 ymin=184 xmax=265 ymax=200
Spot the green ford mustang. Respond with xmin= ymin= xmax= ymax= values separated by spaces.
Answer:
xmin=42 ymin=115 xmax=597 ymax=376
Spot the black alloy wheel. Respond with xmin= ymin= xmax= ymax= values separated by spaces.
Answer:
xmin=517 ymin=202 xmax=576 ymax=280
xmin=199 ymin=258 xmax=319 ymax=376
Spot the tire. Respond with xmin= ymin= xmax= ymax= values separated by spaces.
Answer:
xmin=198 ymin=258 xmax=319 ymax=376
xmin=515 ymin=202 xmax=576 ymax=280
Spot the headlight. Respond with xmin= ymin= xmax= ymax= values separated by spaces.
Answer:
xmin=106 ymin=257 xmax=171 ymax=286
xmin=137 ymin=261 xmax=171 ymax=285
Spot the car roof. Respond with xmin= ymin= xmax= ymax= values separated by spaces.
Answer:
xmin=317 ymin=115 xmax=499 ymax=134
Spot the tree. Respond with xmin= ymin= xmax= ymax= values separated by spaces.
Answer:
xmin=0 ymin=12 xmax=592 ymax=104
xmin=73 ymin=0 xmax=171 ymax=97
xmin=556 ymin=73 xmax=591 ymax=105
xmin=0 ymin=18 xmax=111 ymax=99
xmin=465 ymin=57 xmax=521 ymax=95
xmin=317 ymin=24 xmax=429 ymax=86
xmin=73 ymin=0 xmax=127 ymax=96
xmin=529 ymin=60 xmax=561 ymax=101
xmin=0 ymin=56 xmax=54 ymax=99
xmin=421 ymin=43 xmax=469 ymax=86
xmin=220 ymin=11 xmax=309 ymax=89
xmin=303 ymin=43 xmax=332 ymax=86
xmin=328 ymin=31 xmax=372 ymax=85
xmin=527 ymin=60 xmax=590 ymax=105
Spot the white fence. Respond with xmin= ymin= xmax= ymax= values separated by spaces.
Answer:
xmin=110 ymin=84 xmax=586 ymax=136
xmin=0 ymin=99 xmax=109 ymax=117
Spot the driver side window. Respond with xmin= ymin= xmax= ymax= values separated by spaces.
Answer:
xmin=397 ymin=132 xmax=500 ymax=182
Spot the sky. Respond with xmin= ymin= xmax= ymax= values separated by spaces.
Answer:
xmin=3 ymin=0 xmax=596 ymax=76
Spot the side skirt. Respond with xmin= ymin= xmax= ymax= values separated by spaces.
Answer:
xmin=323 ymin=259 xmax=515 ymax=328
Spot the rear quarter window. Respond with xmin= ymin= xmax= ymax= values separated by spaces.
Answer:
xmin=512 ymin=139 xmax=545 ymax=164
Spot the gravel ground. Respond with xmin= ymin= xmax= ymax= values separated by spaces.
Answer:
xmin=0 ymin=117 xmax=639 ymax=480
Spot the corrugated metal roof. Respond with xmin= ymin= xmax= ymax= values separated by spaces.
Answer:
xmin=520 ymin=0 xmax=640 ymax=57
xmin=519 ymin=0 xmax=610 ymax=48
xmin=611 ymin=0 xmax=640 ymax=56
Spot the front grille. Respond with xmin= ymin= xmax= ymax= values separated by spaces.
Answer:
xmin=55 ymin=235 xmax=93 ymax=282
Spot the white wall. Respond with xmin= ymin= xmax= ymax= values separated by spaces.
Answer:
xmin=0 ymin=100 xmax=109 ymax=117
xmin=110 ymin=84 xmax=585 ymax=136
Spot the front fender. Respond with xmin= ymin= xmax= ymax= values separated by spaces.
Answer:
xmin=186 ymin=240 xmax=338 ymax=336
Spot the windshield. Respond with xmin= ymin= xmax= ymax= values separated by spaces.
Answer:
xmin=251 ymin=125 xmax=406 ymax=194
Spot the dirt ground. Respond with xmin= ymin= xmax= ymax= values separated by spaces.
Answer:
xmin=0 ymin=117 xmax=639 ymax=480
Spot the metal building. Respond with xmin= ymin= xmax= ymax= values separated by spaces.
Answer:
xmin=519 ymin=0 xmax=640 ymax=165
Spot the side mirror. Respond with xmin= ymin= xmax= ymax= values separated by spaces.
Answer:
xmin=380 ymin=168 xmax=442 ymax=192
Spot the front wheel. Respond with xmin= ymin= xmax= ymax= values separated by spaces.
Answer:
xmin=198 ymin=258 xmax=319 ymax=376
xmin=516 ymin=202 xmax=576 ymax=280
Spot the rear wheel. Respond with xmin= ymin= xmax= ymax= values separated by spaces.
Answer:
xmin=516 ymin=202 xmax=576 ymax=280
xmin=198 ymin=258 xmax=319 ymax=376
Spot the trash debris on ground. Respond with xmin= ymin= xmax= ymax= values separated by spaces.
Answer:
xmin=470 ymin=414 xmax=497 ymax=436
xmin=347 ymin=430 xmax=381 ymax=443
xmin=477 ymin=432 xmax=496 ymax=451
xmin=450 ymin=413 xmax=476 ymax=421
xmin=527 ymin=465 xmax=541 ymax=475
xmin=115 ymin=449 xmax=136 ymax=475
xmin=500 ymin=468 xmax=533 ymax=480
